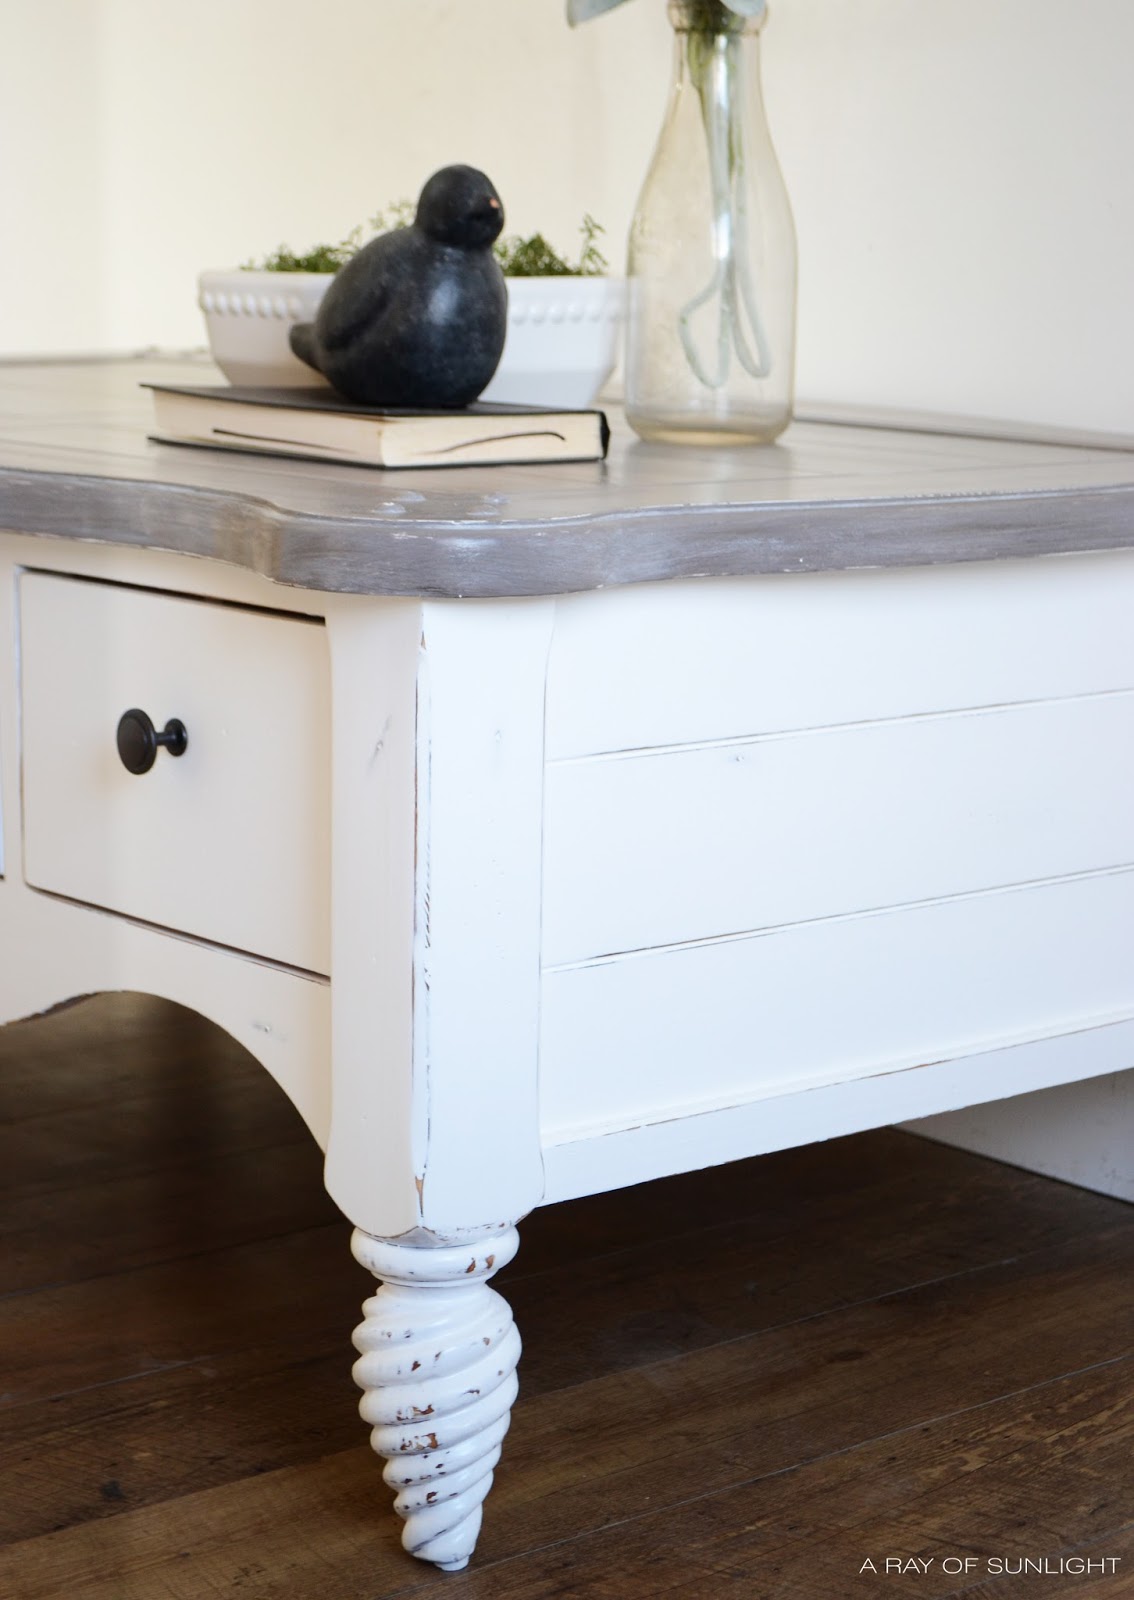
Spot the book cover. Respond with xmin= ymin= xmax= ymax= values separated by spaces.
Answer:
xmin=144 ymin=384 xmax=610 ymax=470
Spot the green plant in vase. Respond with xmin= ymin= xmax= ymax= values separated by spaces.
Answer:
xmin=569 ymin=0 xmax=796 ymax=443
xmin=244 ymin=211 xmax=608 ymax=279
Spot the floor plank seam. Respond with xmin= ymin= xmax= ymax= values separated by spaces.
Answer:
xmin=0 ymin=1128 xmax=317 ymax=1198
xmin=509 ymin=1243 xmax=1134 ymax=1410
xmin=3 ymin=1003 xmax=1131 ymax=1597
xmin=0 ymin=1356 xmax=215 ymax=1415
xmin=503 ymin=1203 xmax=1134 ymax=1303
xmin=376 ymin=1353 xmax=1134 ymax=1591
xmin=0 ymin=1218 xmax=352 ymax=1307
xmin=756 ymin=1349 xmax=1134 ymax=1468
xmin=496 ymin=1190 xmax=1007 ymax=1290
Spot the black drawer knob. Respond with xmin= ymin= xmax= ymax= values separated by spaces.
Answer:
xmin=116 ymin=709 xmax=188 ymax=776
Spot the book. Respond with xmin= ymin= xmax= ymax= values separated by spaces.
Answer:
xmin=144 ymin=384 xmax=610 ymax=470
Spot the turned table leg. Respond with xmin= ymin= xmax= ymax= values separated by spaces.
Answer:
xmin=350 ymin=1227 xmax=521 ymax=1571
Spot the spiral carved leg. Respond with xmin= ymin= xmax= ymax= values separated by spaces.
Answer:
xmin=351 ymin=1226 xmax=521 ymax=1572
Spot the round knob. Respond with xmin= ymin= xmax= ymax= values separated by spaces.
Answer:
xmin=116 ymin=709 xmax=188 ymax=775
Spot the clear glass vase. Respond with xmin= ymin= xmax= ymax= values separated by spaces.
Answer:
xmin=625 ymin=0 xmax=797 ymax=445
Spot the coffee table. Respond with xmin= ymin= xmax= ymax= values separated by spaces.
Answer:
xmin=2 ymin=359 xmax=1133 ymax=1569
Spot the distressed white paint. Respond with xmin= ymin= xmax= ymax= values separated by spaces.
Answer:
xmin=0 ymin=884 xmax=333 ymax=1145
xmin=542 ymin=1017 xmax=1134 ymax=1205
xmin=6 ymin=465 xmax=1134 ymax=1569
xmin=544 ymin=693 xmax=1134 ymax=966
xmin=351 ymin=1228 xmax=521 ymax=1572
xmin=319 ymin=595 xmax=421 ymax=1239
xmin=544 ymin=555 xmax=1134 ymax=761
xmin=3 ymin=533 xmax=554 ymax=1246
xmin=539 ymin=872 xmax=1134 ymax=1146
xmin=322 ymin=596 xmax=554 ymax=1242
xmin=20 ymin=571 xmax=331 ymax=973
xmin=0 ymin=538 xmax=333 ymax=1138
xmin=537 ymin=555 xmax=1134 ymax=1186
xmin=905 ymin=1070 xmax=1134 ymax=1202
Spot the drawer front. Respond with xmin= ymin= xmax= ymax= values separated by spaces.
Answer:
xmin=20 ymin=573 xmax=330 ymax=972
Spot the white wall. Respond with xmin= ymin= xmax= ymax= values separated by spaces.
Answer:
xmin=770 ymin=0 xmax=1134 ymax=435
xmin=0 ymin=1 xmax=109 ymax=354
xmin=2 ymin=0 xmax=1133 ymax=434
xmin=906 ymin=1071 xmax=1134 ymax=1203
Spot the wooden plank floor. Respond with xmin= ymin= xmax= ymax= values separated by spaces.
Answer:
xmin=1 ymin=994 xmax=1131 ymax=1599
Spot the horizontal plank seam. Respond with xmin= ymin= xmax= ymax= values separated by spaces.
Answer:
xmin=540 ymin=1010 xmax=1134 ymax=1148
xmin=542 ymin=861 xmax=1134 ymax=973
xmin=547 ymin=684 xmax=1134 ymax=766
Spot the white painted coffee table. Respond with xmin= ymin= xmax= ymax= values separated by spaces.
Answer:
xmin=2 ymin=359 xmax=1133 ymax=1569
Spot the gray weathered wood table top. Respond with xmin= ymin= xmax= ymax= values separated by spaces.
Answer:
xmin=2 ymin=356 xmax=1133 ymax=598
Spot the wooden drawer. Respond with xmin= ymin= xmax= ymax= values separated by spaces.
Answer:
xmin=19 ymin=572 xmax=331 ymax=972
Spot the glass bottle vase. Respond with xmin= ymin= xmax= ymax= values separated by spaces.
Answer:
xmin=625 ymin=0 xmax=797 ymax=445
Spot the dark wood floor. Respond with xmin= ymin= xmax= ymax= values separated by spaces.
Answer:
xmin=1 ymin=994 xmax=1131 ymax=1599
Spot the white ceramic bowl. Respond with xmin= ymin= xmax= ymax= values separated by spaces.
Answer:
xmin=198 ymin=271 xmax=331 ymax=388
xmin=198 ymin=269 xmax=625 ymax=409
xmin=481 ymin=277 xmax=626 ymax=409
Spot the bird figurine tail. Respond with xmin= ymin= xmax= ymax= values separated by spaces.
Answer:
xmin=289 ymin=321 xmax=320 ymax=374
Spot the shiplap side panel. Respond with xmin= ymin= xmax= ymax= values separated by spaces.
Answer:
xmin=538 ymin=871 xmax=1134 ymax=1144
xmin=543 ymin=693 xmax=1134 ymax=966
xmin=544 ymin=556 xmax=1134 ymax=760
xmin=542 ymin=1020 xmax=1134 ymax=1205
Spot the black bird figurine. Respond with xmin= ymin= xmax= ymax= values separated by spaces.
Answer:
xmin=289 ymin=165 xmax=507 ymax=408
